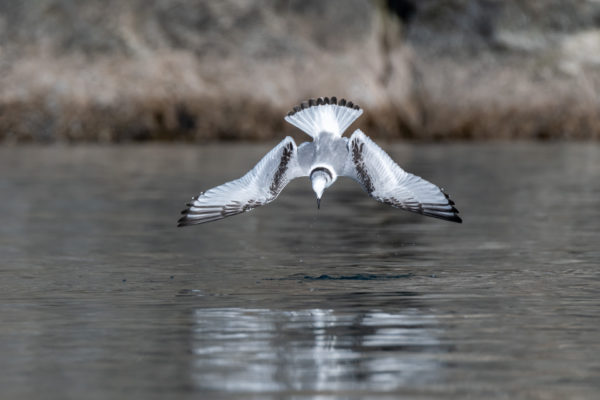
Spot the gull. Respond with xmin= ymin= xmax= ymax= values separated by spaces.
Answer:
xmin=178 ymin=97 xmax=461 ymax=226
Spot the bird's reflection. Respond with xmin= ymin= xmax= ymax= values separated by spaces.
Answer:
xmin=190 ymin=304 xmax=447 ymax=392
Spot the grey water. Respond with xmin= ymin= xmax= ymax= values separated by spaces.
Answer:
xmin=1 ymin=143 xmax=599 ymax=399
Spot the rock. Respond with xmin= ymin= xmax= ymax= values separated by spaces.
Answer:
xmin=0 ymin=0 xmax=599 ymax=142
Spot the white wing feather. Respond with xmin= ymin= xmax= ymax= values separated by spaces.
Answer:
xmin=343 ymin=130 xmax=461 ymax=223
xmin=178 ymin=137 xmax=305 ymax=226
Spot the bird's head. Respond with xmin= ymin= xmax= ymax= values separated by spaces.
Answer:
xmin=310 ymin=167 xmax=334 ymax=209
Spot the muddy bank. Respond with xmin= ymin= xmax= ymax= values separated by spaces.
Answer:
xmin=1 ymin=0 xmax=599 ymax=142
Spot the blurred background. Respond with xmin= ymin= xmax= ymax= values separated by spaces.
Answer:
xmin=2 ymin=0 xmax=600 ymax=143
xmin=2 ymin=2 xmax=600 ymax=399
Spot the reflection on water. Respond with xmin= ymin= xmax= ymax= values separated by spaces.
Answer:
xmin=0 ymin=144 xmax=599 ymax=399
xmin=191 ymin=305 xmax=443 ymax=393
xmin=278 ymin=273 xmax=414 ymax=280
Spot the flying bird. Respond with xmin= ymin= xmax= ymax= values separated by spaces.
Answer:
xmin=178 ymin=97 xmax=461 ymax=226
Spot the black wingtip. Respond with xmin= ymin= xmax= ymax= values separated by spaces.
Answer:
xmin=449 ymin=214 xmax=463 ymax=223
xmin=438 ymin=191 xmax=461 ymax=222
xmin=177 ymin=215 xmax=207 ymax=227
xmin=422 ymin=210 xmax=463 ymax=223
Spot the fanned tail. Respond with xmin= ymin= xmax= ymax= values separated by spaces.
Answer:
xmin=284 ymin=96 xmax=363 ymax=138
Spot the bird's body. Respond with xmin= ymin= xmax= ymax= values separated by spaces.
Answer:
xmin=298 ymin=133 xmax=345 ymax=176
xmin=178 ymin=97 xmax=461 ymax=226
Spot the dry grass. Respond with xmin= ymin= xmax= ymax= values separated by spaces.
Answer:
xmin=2 ymin=86 xmax=599 ymax=143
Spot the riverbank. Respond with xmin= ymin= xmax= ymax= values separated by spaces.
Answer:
xmin=1 ymin=0 xmax=599 ymax=142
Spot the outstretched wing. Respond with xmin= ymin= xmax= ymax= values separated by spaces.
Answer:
xmin=178 ymin=137 xmax=305 ymax=226
xmin=343 ymin=130 xmax=462 ymax=223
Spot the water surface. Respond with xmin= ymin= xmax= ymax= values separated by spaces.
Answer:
xmin=1 ymin=143 xmax=599 ymax=399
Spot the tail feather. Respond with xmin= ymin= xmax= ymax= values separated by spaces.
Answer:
xmin=284 ymin=96 xmax=363 ymax=137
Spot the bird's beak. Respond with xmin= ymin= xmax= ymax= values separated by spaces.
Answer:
xmin=317 ymin=197 xmax=321 ymax=209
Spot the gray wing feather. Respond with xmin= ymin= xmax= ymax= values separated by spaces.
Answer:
xmin=178 ymin=137 xmax=305 ymax=226
xmin=343 ymin=130 xmax=461 ymax=223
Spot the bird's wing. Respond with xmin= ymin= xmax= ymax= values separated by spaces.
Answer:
xmin=342 ymin=130 xmax=462 ymax=223
xmin=178 ymin=137 xmax=305 ymax=226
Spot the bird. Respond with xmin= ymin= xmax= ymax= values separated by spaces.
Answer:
xmin=178 ymin=96 xmax=461 ymax=226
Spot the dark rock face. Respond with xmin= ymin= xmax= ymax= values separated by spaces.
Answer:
xmin=0 ymin=0 xmax=599 ymax=142
xmin=403 ymin=0 xmax=600 ymax=139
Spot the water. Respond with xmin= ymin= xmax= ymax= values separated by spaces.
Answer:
xmin=1 ymin=143 xmax=599 ymax=399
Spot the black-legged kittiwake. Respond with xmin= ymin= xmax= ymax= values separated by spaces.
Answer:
xmin=178 ymin=97 xmax=461 ymax=226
